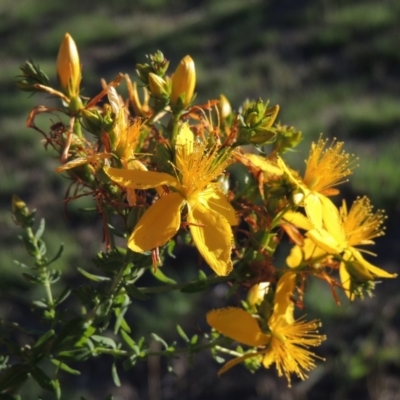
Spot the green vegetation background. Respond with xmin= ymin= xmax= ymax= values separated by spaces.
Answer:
xmin=1 ymin=0 xmax=399 ymax=399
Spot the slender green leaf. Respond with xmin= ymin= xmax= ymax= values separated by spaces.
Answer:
xmin=77 ymin=267 xmax=110 ymax=282
xmin=30 ymin=365 xmax=54 ymax=391
xmin=0 ymin=364 xmax=29 ymax=392
xmin=176 ymin=325 xmax=189 ymax=342
xmin=54 ymin=287 xmax=71 ymax=306
xmin=33 ymin=329 xmax=55 ymax=350
xmin=51 ymin=359 xmax=81 ymax=375
xmin=151 ymin=267 xmax=177 ymax=284
xmin=125 ymin=284 xmax=150 ymax=300
xmin=111 ymin=361 xmax=121 ymax=387
xmin=120 ymin=330 xmax=136 ymax=351
xmin=91 ymin=335 xmax=116 ymax=349
xmin=151 ymin=333 xmax=168 ymax=350
xmin=47 ymin=243 xmax=64 ymax=266
xmin=34 ymin=218 xmax=45 ymax=241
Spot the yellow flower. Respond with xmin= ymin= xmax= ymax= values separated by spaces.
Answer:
xmin=57 ymin=33 xmax=81 ymax=98
xmin=170 ymin=55 xmax=196 ymax=107
xmin=207 ymin=273 xmax=325 ymax=385
xmin=247 ymin=282 xmax=270 ymax=309
xmin=107 ymin=87 xmax=140 ymax=165
xmin=307 ymin=197 xmax=397 ymax=297
xmin=104 ymin=123 xmax=237 ymax=275
xmin=278 ymin=137 xmax=357 ymax=230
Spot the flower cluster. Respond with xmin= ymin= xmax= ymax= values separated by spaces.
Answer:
xmin=16 ymin=33 xmax=397 ymax=388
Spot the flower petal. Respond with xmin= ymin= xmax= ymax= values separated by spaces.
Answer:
xmin=128 ymin=192 xmax=185 ymax=252
xmin=218 ymin=351 xmax=263 ymax=375
xmin=304 ymin=192 xmax=323 ymax=231
xmin=188 ymin=203 xmax=233 ymax=276
xmin=201 ymin=187 xmax=237 ymax=226
xmin=269 ymin=272 xmax=296 ymax=328
xmin=207 ymin=307 xmax=270 ymax=346
xmin=307 ymin=228 xmax=343 ymax=254
xmin=105 ymin=167 xmax=179 ymax=189
xmin=350 ymin=248 xmax=398 ymax=279
xmin=283 ymin=211 xmax=314 ymax=231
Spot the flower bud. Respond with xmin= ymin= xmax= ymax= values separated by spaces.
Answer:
xmin=218 ymin=94 xmax=232 ymax=119
xmin=148 ymin=73 xmax=170 ymax=99
xmin=247 ymin=282 xmax=270 ymax=308
xmin=57 ymin=33 xmax=81 ymax=98
xmin=170 ymin=55 xmax=196 ymax=107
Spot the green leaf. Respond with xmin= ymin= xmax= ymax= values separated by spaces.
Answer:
xmin=37 ymin=239 xmax=47 ymax=257
xmin=33 ymin=329 xmax=55 ymax=350
xmin=151 ymin=333 xmax=168 ymax=350
xmin=0 ymin=364 xmax=29 ymax=392
xmin=176 ymin=325 xmax=189 ymax=342
xmin=190 ymin=335 xmax=198 ymax=345
xmin=21 ymin=272 xmax=41 ymax=284
xmin=198 ymin=270 xmax=207 ymax=280
xmin=111 ymin=361 xmax=121 ymax=387
xmin=91 ymin=335 xmax=116 ymax=349
xmin=57 ymin=348 xmax=92 ymax=361
xmin=125 ymin=284 xmax=150 ymax=300
xmin=54 ymin=287 xmax=71 ymax=306
xmin=30 ymin=365 xmax=54 ymax=391
xmin=47 ymin=243 xmax=64 ymax=266
xmin=13 ymin=260 xmax=30 ymax=269
xmin=114 ymin=297 xmax=131 ymax=334
xmin=122 ymin=355 xmax=138 ymax=371
xmin=34 ymin=218 xmax=45 ymax=241
xmin=51 ymin=359 xmax=81 ymax=375
xmin=77 ymin=267 xmax=110 ymax=282
xmin=32 ymin=300 xmax=48 ymax=309
xmin=151 ymin=267 xmax=177 ymax=284
xmin=53 ymin=378 xmax=61 ymax=400
xmin=120 ymin=330 xmax=136 ymax=351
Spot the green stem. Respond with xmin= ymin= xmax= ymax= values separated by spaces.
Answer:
xmin=25 ymin=226 xmax=55 ymax=318
xmin=138 ymin=274 xmax=232 ymax=295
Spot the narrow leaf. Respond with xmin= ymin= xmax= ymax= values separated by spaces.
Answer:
xmin=77 ymin=267 xmax=110 ymax=282
xmin=111 ymin=361 xmax=121 ymax=387
xmin=51 ymin=359 xmax=81 ymax=375
xmin=34 ymin=218 xmax=45 ymax=241
xmin=176 ymin=325 xmax=189 ymax=342
xmin=120 ymin=330 xmax=136 ymax=351
xmin=47 ymin=243 xmax=64 ymax=265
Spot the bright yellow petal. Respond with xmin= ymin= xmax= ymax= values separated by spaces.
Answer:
xmin=243 ymin=153 xmax=283 ymax=176
xmin=339 ymin=261 xmax=352 ymax=299
xmin=350 ymin=248 xmax=397 ymax=279
xmin=307 ymin=228 xmax=343 ymax=254
xmin=218 ymin=351 xmax=263 ymax=375
xmin=304 ymin=192 xmax=323 ymax=231
xmin=128 ymin=192 xmax=185 ymax=252
xmin=269 ymin=272 xmax=296 ymax=327
xmin=283 ymin=211 xmax=314 ymax=231
xmin=104 ymin=167 xmax=179 ymax=189
xmin=175 ymin=123 xmax=194 ymax=171
xmin=262 ymin=350 xmax=274 ymax=368
xmin=286 ymin=245 xmax=304 ymax=269
xmin=207 ymin=308 xmax=270 ymax=346
xmin=286 ymin=238 xmax=327 ymax=268
xmin=188 ymin=203 xmax=233 ymax=276
xmin=277 ymin=156 xmax=301 ymax=186
xmin=319 ymin=195 xmax=346 ymax=245
xmin=201 ymin=187 xmax=237 ymax=226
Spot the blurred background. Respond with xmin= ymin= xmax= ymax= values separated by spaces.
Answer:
xmin=1 ymin=0 xmax=400 ymax=399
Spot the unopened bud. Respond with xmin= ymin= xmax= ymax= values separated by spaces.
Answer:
xmin=57 ymin=33 xmax=81 ymax=98
xmin=148 ymin=73 xmax=170 ymax=99
xmin=170 ymin=55 xmax=196 ymax=107
xmin=218 ymin=94 xmax=232 ymax=119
